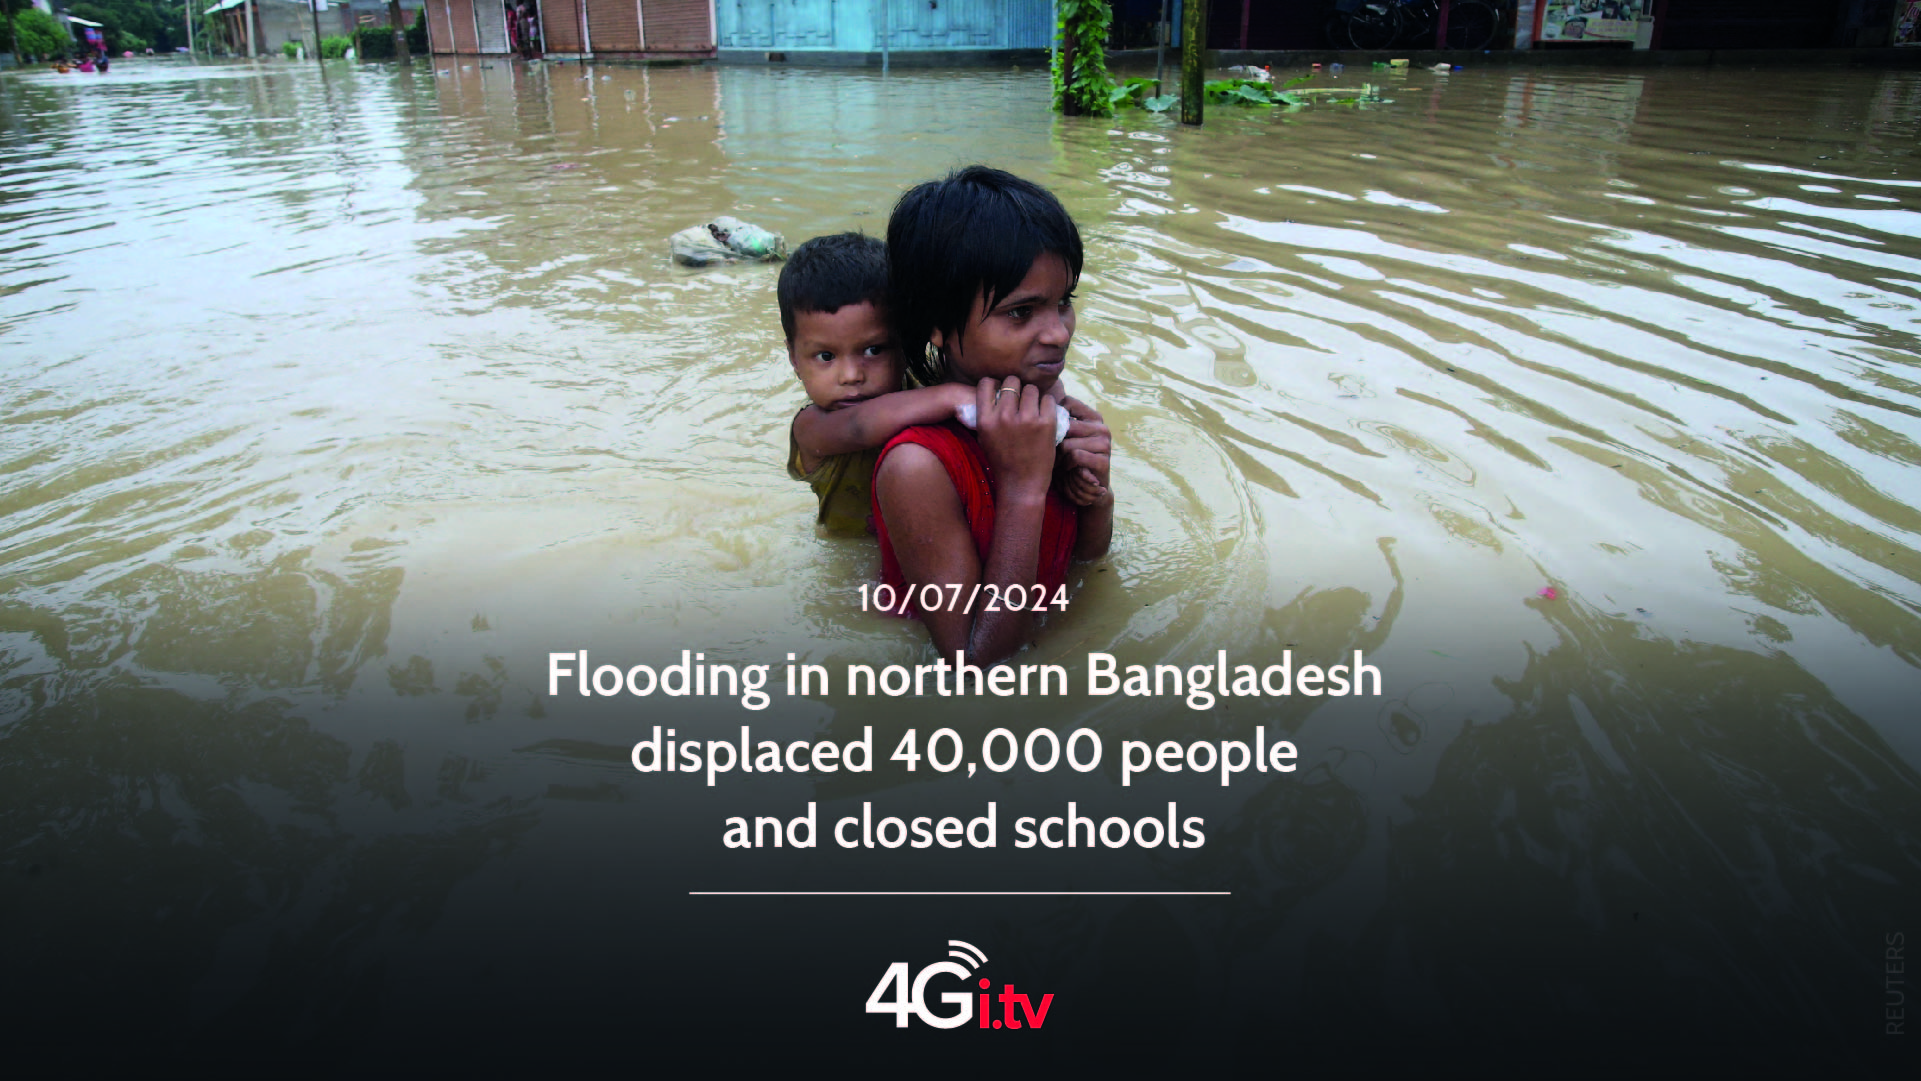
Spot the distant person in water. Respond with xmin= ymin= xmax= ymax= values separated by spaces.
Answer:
xmin=871 ymin=166 xmax=1113 ymax=665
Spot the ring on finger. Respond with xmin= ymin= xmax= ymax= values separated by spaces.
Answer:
xmin=995 ymin=388 xmax=1016 ymax=399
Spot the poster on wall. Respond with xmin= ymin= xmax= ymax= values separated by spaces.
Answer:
xmin=1896 ymin=0 xmax=1920 ymax=44
xmin=1534 ymin=0 xmax=1658 ymax=47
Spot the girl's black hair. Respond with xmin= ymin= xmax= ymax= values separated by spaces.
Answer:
xmin=887 ymin=166 xmax=1083 ymax=386
xmin=777 ymin=232 xmax=889 ymax=344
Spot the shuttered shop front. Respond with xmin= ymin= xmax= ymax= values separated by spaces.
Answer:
xmin=475 ymin=0 xmax=510 ymax=51
xmin=584 ymin=0 xmax=643 ymax=50
xmin=447 ymin=0 xmax=480 ymax=50
xmin=435 ymin=0 xmax=709 ymax=55
xmin=643 ymin=0 xmax=711 ymax=51
xmin=543 ymin=0 xmax=584 ymax=52
xmin=427 ymin=0 xmax=456 ymax=51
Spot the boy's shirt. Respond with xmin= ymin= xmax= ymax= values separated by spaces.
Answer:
xmin=788 ymin=417 xmax=878 ymax=537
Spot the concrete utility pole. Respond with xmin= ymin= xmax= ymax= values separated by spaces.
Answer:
xmin=389 ymin=0 xmax=409 ymax=61
xmin=1059 ymin=12 xmax=1078 ymax=116
xmin=1154 ymin=0 xmax=1168 ymax=96
xmin=311 ymin=0 xmax=323 ymax=60
xmin=249 ymin=0 xmax=261 ymax=57
xmin=186 ymin=0 xmax=196 ymax=56
xmin=1180 ymin=0 xmax=1204 ymax=125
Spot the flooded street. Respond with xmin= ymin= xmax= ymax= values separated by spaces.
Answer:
xmin=3 ymin=57 xmax=1919 ymax=1067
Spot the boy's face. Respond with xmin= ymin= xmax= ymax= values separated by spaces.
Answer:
xmin=788 ymin=302 xmax=902 ymax=411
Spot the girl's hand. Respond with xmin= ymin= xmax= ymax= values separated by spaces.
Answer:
xmin=976 ymin=377 xmax=1058 ymax=502
xmin=1057 ymin=396 xmax=1112 ymax=497
xmin=1063 ymin=469 xmax=1110 ymax=507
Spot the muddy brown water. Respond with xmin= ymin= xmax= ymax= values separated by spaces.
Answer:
xmin=2 ymin=58 xmax=1918 ymax=1067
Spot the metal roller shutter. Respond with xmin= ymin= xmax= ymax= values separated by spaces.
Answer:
xmin=450 ymin=0 xmax=480 ymax=50
xmin=541 ymin=0 xmax=583 ymax=51
xmin=642 ymin=0 xmax=711 ymax=49
xmin=476 ymin=0 xmax=510 ymax=50
xmin=428 ymin=0 xmax=456 ymax=51
xmin=585 ymin=0 xmax=643 ymax=49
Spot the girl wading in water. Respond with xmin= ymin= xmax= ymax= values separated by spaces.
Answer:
xmin=873 ymin=166 xmax=1115 ymax=665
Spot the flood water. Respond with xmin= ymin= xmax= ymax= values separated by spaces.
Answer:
xmin=2 ymin=57 xmax=1918 ymax=1068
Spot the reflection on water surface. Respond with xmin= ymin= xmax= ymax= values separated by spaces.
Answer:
xmin=1 ymin=57 xmax=1917 ymax=1064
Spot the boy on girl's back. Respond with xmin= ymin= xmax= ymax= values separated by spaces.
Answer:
xmin=781 ymin=231 xmax=1094 ymax=536
xmin=781 ymin=233 xmax=976 ymax=535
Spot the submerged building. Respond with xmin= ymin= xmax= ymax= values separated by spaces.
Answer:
xmin=423 ymin=0 xmax=716 ymax=58
xmin=715 ymin=0 xmax=1057 ymax=57
xmin=418 ymin=0 xmax=1914 ymax=61
xmin=419 ymin=0 xmax=1064 ymax=61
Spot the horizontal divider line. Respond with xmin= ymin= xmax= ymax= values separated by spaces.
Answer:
xmin=688 ymin=890 xmax=1231 ymax=896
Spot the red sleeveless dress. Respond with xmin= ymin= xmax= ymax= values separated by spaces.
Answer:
xmin=872 ymin=423 xmax=1078 ymax=614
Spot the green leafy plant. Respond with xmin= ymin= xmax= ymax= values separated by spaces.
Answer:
xmin=319 ymin=34 xmax=351 ymax=58
xmin=1051 ymin=0 xmax=1114 ymax=117
xmin=1107 ymin=76 xmax=1179 ymax=114
xmin=281 ymin=39 xmax=299 ymax=58
xmin=1203 ymin=77 xmax=1305 ymax=108
xmin=1107 ymin=76 xmax=1153 ymax=109
xmin=355 ymin=24 xmax=394 ymax=59
xmin=1106 ymin=73 xmax=1382 ymax=113
xmin=12 ymin=7 xmax=68 ymax=57
xmin=407 ymin=9 xmax=428 ymax=54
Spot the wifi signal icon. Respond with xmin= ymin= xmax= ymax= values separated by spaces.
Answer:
xmin=947 ymin=940 xmax=988 ymax=972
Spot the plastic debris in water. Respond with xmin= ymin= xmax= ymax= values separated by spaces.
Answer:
xmin=1537 ymin=587 xmax=1558 ymax=600
xmin=670 ymin=216 xmax=787 ymax=267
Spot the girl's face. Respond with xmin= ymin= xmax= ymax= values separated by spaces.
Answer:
xmin=931 ymin=252 xmax=1077 ymax=390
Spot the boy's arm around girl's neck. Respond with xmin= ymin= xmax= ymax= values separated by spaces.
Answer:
xmin=789 ymin=383 xmax=974 ymax=474
xmin=790 ymin=380 xmax=1073 ymax=476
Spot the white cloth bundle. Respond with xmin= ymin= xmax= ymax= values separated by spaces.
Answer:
xmin=954 ymin=401 xmax=1073 ymax=445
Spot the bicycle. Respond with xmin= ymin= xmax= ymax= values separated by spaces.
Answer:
xmin=1328 ymin=0 xmax=1504 ymax=52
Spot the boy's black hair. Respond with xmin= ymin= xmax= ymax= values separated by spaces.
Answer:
xmin=777 ymin=232 xmax=890 ymax=344
xmin=887 ymin=165 xmax=1083 ymax=386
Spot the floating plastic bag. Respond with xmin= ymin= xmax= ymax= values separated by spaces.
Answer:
xmin=709 ymin=216 xmax=785 ymax=260
xmin=670 ymin=225 xmax=736 ymax=267
xmin=670 ymin=217 xmax=786 ymax=267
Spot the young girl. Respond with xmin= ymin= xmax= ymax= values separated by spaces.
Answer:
xmin=872 ymin=166 xmax=1114 ymax=665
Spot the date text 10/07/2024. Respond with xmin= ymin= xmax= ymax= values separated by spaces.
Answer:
xmin=860 ymin=582 xmax=1068 ymax=616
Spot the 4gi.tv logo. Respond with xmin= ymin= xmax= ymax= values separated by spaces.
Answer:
xmin=865 ymin=940 xmax=1054 ymax=1030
